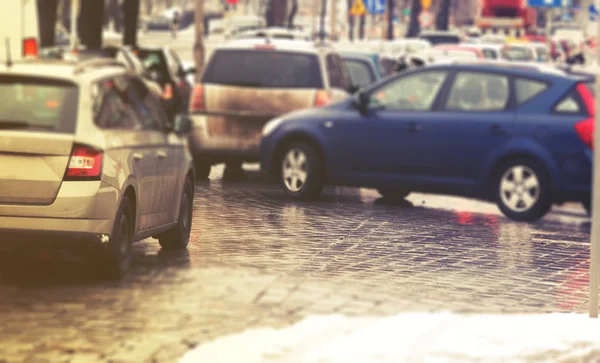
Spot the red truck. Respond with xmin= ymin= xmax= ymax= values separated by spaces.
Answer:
xmin=477 ymin=0 xmax=537 ymax=36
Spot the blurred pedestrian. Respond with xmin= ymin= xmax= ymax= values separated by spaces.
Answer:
xmin=171 ymin=10 xmax=180 ymax=39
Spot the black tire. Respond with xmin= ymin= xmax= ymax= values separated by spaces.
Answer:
xmin=194 ymin=158 xmax=211 ymax=181
xmin=493 ymin=158 xmax=552 ymax=222
xmin=377 ymin=188 xmax=410 ymax=200
xmin=103 ymin=196 xmax=134 ymax=280
xmin=158 ymin=178 xmax=193 ymax=250
xmin=279 ymin=141 xmax=323 ymax=200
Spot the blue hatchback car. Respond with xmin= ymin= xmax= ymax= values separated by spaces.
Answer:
xmin=260 ymin=63 xmax=594 ymax=221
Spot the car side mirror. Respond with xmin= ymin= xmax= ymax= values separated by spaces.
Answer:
xmin=348 ymin=84 xmax=361 ymax=94
xmin=353 ymin=91 xmax=369 ymax=114
xmin=173 ymin=114 xmax=193 ymax=135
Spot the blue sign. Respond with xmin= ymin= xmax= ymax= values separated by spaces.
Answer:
xmin=366 ymin=0 xmax=385 ymax=14
xmin=591 ymin=4 xmax=599 ymax=20
xmin=527 ymin=0 xmax=570 ymax=8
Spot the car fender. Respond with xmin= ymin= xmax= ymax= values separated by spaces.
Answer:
xmin=482 ymin=136 xmax=562 ymax=194
xmin=271 ymin=122 xmax=335 ymax=181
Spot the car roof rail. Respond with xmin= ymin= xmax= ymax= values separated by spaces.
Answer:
xmin=73 ymin=58 xmax=126 ymax=75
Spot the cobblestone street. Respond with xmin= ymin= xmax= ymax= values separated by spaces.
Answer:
xmin=0 ymin=166 xmax=593 ymax=362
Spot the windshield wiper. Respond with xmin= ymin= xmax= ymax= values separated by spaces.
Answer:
xmin=0 ymin=120 xmax=52 ymax=130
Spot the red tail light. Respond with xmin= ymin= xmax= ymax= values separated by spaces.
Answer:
xmin=575 ymin=83 xmax=595 ymax=150
xmin=314 ymin=90 xmax=331 ymax=107
xmin=23 ymin=38 xmax=38 ymax=57
xmin=575 ymin=118 xmax=594 ymax=150
xmin=65 ymin=145 xmax=103 ymax=180
xmin=190 ymin=84 xmax=205 ymax=112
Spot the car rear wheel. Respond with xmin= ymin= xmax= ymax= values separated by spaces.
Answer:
xmin=494 ymin=158 xmax=552 ymax=222
xmin=103 ymin=196 xmax=134 ymax=280
xmin=158 ymin=178 xmax=193 ymax=250
xmin=280 ymin=142 xmax=322 ymax=200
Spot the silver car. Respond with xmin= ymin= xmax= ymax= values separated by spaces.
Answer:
xmin=0 ymin=59 xmax=196 ymax=278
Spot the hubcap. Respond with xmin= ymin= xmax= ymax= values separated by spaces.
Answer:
xmin=500 ymin=165 xmax=540 ymax=213
xmin=282 ymin=148 xmax=308 ymax=192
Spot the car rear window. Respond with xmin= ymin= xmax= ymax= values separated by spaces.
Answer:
xmin=0 ymin=76 xmax=78 ymax=133
xmin=202 ymin=49 xmax=323 ymax=88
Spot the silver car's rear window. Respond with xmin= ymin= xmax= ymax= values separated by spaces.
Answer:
xmin=0 ymin=76 xmax=78 ymax=133
xmin=202 ymin=49 xmax=323 ymax=89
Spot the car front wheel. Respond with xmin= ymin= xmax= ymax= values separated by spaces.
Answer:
xmin=494 ymin=159 xmax=552 ymax=222
xmin=280 ymin=141 xmax=322 ymax=200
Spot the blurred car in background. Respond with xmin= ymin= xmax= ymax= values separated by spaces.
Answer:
xmin=500 ymin=43 xmax=535 ymax=62
xmin=137 ymin=47 xmax=194 ymax=121
xmin=233 ymin=27 xmax=311 ymax=41
xmin=0 ymin=58 xmax=195 ymax=278
xmin=189 ymin=39 xmax=354 ymax=179
xmin=433 ymin=45 xmax=485 ymax=59
xmin=418 ymin=30 xmax=463 ymax=45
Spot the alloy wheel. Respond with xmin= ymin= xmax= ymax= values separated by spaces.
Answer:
xmin=499 ymin=165 xmax=540 ymax=213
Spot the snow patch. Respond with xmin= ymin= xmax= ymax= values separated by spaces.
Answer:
xmin=179 ymin=312 xmax=600 ymax=362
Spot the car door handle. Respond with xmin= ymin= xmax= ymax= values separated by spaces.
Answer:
xmin=490 ymin=124 xmax=505 ymax=135
xmin=156 ymin=151 xmax=167 ymax=159
xmin=133 ymin=153 xmax=143 ymax=161
xmin=408 ymin=121 xmax=422 ymax=132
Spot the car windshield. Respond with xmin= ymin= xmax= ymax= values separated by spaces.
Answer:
xmin=202 ymin=49 xmax=323 ymax=88
xmin=481 ymin=48 xmax=498 ymax=59
xmin=0 ymin=76 xmax=78 ymax=133
xmin=501 ymin=46 xmax=532 ymax=61
xmin=344 ymin=59 xmax=376 ymax=88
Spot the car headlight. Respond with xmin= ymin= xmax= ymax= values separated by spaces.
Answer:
xmin=262 ymin=117 xmax=285 ymax=137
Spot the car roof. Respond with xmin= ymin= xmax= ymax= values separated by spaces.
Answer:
xmin=214 ymin=38 xmax=324 ymax=54
xmin=425 ymin=61 xmax=570 ymax=79
xmin=0 ymin=59 xmax=126 ymax=83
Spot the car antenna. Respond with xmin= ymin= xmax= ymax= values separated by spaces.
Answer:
xmin=5 ymin=37 xmax=12 ymax=68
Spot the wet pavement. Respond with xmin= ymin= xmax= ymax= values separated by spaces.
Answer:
xmin=0 ymin=165 xmax=593 ymax=363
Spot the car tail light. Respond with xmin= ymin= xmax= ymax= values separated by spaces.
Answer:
xmin=65 ymin=144 xmax=103 ymax=180
xmin=314 ymin=90 xmax=331 ymax=107
xmin=575 ymin=83 xmax=595 ymax=150
xmin=190 ymin=84 xmax=205 ymax=112
xmin=23 ymin=38 xmax=38 ymax=57
xmin=162 ymin=83 xmax=174 ymax=100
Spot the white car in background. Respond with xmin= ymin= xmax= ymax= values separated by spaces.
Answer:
xmin=407 ymin=48 xmax=480 ymax=67
xmin=0 ymin=0 xmax=39 ymax=61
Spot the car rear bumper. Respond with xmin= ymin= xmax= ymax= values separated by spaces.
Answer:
xmin=189 ymin=114 xmax=261 ymax=162
xmin=0 ymin=181 xmax=120 ymax=237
